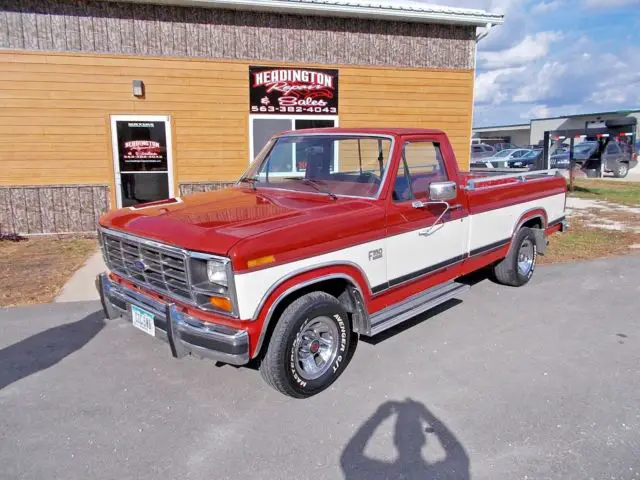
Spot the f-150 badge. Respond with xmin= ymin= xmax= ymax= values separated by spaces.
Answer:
xmin=369 ymin=248 xmax=383 ymax=261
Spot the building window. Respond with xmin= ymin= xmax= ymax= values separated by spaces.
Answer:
xmin=249 ymin=115 xmax=338 ymax=175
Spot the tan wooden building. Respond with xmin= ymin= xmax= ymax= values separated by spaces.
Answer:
xmin=0 ymin=0 xmax=502 ymax=234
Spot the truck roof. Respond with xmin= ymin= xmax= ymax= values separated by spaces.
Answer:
xmin=278 ymin=127 xmax=447 ymax=137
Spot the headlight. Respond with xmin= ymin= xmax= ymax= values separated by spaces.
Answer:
xmin=206 ymin=259 xmax=228 ymax=287
xmin=188 ymin=254 xmax=236 ymax=316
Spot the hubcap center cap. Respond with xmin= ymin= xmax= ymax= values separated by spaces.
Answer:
xmin=310 ymin=340 xmax=320 ymax=354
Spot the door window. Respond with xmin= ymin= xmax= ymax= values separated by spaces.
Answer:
xmin=393 ymin=142 xmax=448 ymax=202
xmin=606 ymin=142 xmax=621 ymax=154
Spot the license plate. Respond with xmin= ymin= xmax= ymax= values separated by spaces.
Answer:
xmin=131 ymin=305 xmax=155 ymax=337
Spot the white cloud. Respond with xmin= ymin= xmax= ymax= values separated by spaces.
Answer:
xmin=478 ymin=31 xmax=563 ymax=69
xmin=584 ymin=0 xmax=640 ymax=7
xmin=532 ymin=0 xmax=562 ymax=13
xmin=474 ymin=67 xmax=524 ymax=104
xmin=522 ymin=105 xmax=551 ymax=119
xmin=414 ymin=0 xmax=640 ymax=126
xmin=512 ymin=62 xmax=567 ymax=102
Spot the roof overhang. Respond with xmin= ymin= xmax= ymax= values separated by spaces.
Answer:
xmin=474 ymin=124 xmax=530 ymax=133
xmin=114 ymin=0 xmax=504 ymax=27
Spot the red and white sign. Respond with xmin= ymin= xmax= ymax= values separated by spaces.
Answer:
xmin=250 ymin=66 xmax=339 ymax=115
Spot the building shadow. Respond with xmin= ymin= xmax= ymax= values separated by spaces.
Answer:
xmin=341 ymin=399 xmax=469 ymax=480
xmin=0 ymin=311 xmax=105 ymax=390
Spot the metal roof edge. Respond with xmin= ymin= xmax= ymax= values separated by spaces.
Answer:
xmin=530 ymin=109 xmax=640 ymax=122
xmin=123 ymin=0 xmax=504 ymax=26
xmin=473 ymin=123 xmax=530 ymax=131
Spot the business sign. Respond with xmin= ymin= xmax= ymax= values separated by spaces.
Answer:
xmin=115 ymin=121 xmax=168 ymax=172
xmin=249 ymin=66 xmax=339 ymax=115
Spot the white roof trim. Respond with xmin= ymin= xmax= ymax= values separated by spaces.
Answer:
xmin=474 ymin=124 xmax=530 ymax=132
xmin=123 ymin=0 xmax=504 ymax=26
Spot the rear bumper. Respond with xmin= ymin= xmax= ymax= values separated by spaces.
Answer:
xmin=96 ymin=273 xmax=249 ymax=366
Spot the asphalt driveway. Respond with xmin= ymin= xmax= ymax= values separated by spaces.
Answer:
xmin=1 ymin=256 xmax=639 ymax=480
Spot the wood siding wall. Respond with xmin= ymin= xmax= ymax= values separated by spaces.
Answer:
xmin=0 ymin=50 xmax=473 ymax=185
xmin=1 ymin=0 xmax=475 ymax=70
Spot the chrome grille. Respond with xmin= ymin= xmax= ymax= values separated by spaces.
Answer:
xmin=101 ymin=230 xmax=192 ymax=301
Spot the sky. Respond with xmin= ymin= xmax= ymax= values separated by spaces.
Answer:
xmin=416 ymin=0 xmax=640 ymax=127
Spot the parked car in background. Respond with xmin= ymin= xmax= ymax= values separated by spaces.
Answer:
xmin=508 ymin=149 xmax=542 ymax=168
xmin=493 ymin=142 xmax=518 ymax=152
xmin=487 ymin=148 xmax=532 ymax=168
xmin=471 ymin=143 xmax=495 ymax=160
xmin=550 ymin=140 xmax=636 ymax=177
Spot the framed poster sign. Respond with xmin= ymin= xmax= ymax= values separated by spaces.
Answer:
xmin=249 ymin=66 xmax=339 ymax=116
xmin=114 ymin=120 xmax=168 ymax=172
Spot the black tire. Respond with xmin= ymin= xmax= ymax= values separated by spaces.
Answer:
xmin=612 ymin=162 xmax=629 ymax=178
xmin=259 ymin=291 xmax=354 ymax=398
xmin=493 ymin=227 xmax=538 ymax=287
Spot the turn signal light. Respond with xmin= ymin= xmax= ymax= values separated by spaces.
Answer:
xmin=247 ymin=255 xmax=276 ymax=268
xmin=209 ymin=295 xmax=232 ymax=312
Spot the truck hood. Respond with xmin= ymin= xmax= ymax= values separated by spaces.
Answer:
xmin=100 ymin=187 xmax=374 ymax=255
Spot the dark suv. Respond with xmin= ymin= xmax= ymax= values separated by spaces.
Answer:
xmin=550 ymin=140 xmax=637 ymax=178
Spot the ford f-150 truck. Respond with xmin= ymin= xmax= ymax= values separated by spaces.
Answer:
xmin=97 ymin=128 xmax=568 ymax=398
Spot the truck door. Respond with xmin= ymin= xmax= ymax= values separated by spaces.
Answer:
xmin=604 ymin=141 xmax=623 ymax=171
xmin=384 ymin=138 xmax=469 ymax=291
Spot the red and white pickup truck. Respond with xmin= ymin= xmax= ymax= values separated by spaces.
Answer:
xmin=97 ymin=128 xmax=567 ymax=398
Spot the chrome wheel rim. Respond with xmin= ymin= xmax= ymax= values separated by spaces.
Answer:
xmin=294 ymin=317 xmax=339 ymax=381
xmin=618 ymin=164 xmax=628 ymax=176
xmin=517 ymin=238 xmax=535 ymax=276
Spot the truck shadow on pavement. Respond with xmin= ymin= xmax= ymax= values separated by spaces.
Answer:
xmin=341 ymin=399 xmax=469 ymax=480
xmin=0 ymin=311 xmax=105 ymax=390
xmin=360 ymin=299 xmax=463 ymax=346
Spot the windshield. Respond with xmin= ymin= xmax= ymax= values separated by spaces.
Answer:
xmin=493 ymin=149 xmax=514 ymax=158
xmin=574 ymin=143 xmax=596 ymax=155
xmin=243 ymin=134 xmax=393 ymax=198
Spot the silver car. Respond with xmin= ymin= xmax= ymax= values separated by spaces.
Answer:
xmin=486 ymin=148 xmax=532 ymax=168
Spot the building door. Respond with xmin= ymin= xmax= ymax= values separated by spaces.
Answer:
xmin=110 ymin=115 xmax=174 ymax=208
xmin=249 ymin=115 xmax=338 ymax=175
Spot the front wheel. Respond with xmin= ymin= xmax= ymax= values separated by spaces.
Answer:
xmin=493 ymin=227 xmax=538 ymax=287
xmin=259 ymin=291 xmax=355 ymax=398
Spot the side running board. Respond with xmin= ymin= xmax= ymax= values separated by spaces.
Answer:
xmin=367 ymin=281 xmax=469 ymax=337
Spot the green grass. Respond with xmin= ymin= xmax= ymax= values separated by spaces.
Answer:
xmin=569 ymin=179 xmax=640 ymax=207
xmin=540 ymin=220 xmax=640 ymax=264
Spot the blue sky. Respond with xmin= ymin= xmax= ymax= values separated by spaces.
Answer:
xmin=418 ymin=0 xmax=640 ymax=127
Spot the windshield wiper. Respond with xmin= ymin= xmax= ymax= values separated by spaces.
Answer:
xmin=283 ymin=177 xmax=337 ymax=200
xmin=238 ymin=175 xmax=258 ymax=191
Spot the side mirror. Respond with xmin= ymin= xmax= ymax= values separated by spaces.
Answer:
xmin=429 ymin=181 xmax=457 ymax=202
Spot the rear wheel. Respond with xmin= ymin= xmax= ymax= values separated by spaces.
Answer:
xmin=612 ymin=162 xmax=629 ymax=178
xmin=493 ymin=227 xmax=538 ymax=287
xmin=259 ymin=291 xmax=355 ymax=398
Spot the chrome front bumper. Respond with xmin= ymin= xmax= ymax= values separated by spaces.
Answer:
xmin=96 ymin=273 xmax=249 ymax=365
